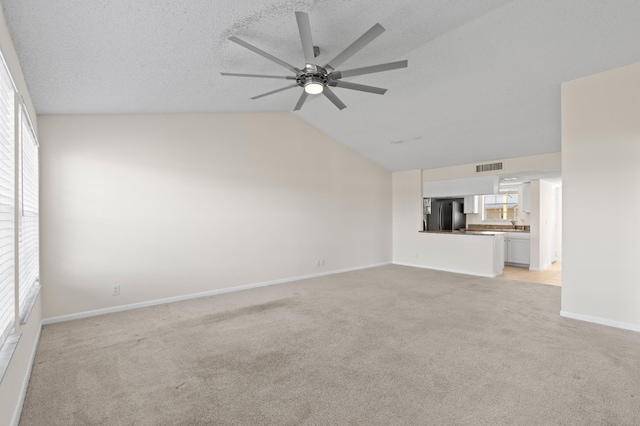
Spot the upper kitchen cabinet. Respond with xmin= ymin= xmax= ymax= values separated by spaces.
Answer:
xmin=463 ymin=195 xmax=479 ymax=214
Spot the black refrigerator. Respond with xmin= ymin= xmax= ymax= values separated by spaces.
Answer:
xmin=426 ymin=199 xmax=465 ymax=231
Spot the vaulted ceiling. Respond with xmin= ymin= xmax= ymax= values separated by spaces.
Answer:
xmin=3 ymin=0 xmax=640 ymax=171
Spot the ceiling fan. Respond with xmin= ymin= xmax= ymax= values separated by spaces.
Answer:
xmin=221 ymin=11 xmax=408 ymax=111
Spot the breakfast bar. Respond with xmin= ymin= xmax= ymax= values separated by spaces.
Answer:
xmin=401 ymin=231 xmax=505 ymax=277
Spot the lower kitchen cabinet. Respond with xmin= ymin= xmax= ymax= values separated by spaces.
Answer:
xmin=505 ymin=233 xmax=530 ymax=266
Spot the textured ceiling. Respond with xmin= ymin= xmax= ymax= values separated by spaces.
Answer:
xmin=3 ymin=0 xmax=640 ymax=171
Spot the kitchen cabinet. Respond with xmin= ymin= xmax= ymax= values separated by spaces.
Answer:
xmin=505 ymin=232 xmax=530 ymax=266
xmin=463 ymin=195 xmax=479 ymax=214
xmin=508 ymin=238 xmax=529 ymax=264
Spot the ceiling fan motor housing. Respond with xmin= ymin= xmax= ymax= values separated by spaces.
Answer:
xmin=297 ymin=70 xmax=329 ymax=90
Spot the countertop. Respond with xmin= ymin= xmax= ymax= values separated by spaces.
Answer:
xmin=419 ymin=228 xmax=530 ymax=236
xmin=419 ymin=230 xmax=504 ymax=236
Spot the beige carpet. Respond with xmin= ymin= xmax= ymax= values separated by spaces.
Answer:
xmin=20 ymin=265 xmax=640 ymax=425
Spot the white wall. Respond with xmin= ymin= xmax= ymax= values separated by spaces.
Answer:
xmin=38 ymin=113 xmax=392 ymax=319
xmin=555 ymin=186 xmax=562 ymax=262
xmin=0 ymin=6 xmax=42 ymax=426
xmin=529 ymin=179 xmax=555 ymax=271
xmin=421 ymin=152 xmax=561 ymax=182
xmin=561 ymin=61 xmax=640 ymax=331
xmin=392 ymin=170 xmax=423 ymax=258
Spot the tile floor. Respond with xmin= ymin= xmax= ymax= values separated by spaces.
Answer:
xmin=499 ymin=262 xmax=562 ymax=286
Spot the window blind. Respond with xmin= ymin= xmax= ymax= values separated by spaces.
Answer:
xmin=18 ymin=107 xmax=38 ymax=319
xmin=0 ymin=62 xmax=15 ymax=346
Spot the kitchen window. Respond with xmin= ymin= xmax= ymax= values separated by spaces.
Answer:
xmin=484 ymin=193 xmax=519 ymax=221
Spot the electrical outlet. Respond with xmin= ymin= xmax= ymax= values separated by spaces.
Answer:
xmin=321 ymin=259 xmax=325 ymax=266
xmin=315 ymin=260 xmax=321 ymax=267
xmin=112 ymin=285 xmax=120 ymax=296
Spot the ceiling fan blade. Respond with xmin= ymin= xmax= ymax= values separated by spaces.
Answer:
xmin=221 ymin=72 xmax=296 ymax=80
xmin=323 ymin=23 xmax=385 ymax=71
xmin=322 ymin=87 xmax=346 ymax=110
xmin=295 ymin=12 xmax=316 ymax=67
xmin=250 ymin=84 xmax=299 ymax=100
xmin=229 ymin=36 xmax=300 ymax=73
xmin=293 ymin=91 xmax=309 ymax=111
xmin=330 ymin=60 xmax=408 ymax=79
xmin=329 ymin=80 xmax=387 ymax=95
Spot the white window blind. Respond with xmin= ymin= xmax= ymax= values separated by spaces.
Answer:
xmin=0 ymin=62 xmax=15 ymax=346
xmin=18 ymin=106 xmax=39 ymax=320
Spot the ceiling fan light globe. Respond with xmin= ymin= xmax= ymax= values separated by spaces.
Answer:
xmin=304 ymin=81 xmax=324 ymax=95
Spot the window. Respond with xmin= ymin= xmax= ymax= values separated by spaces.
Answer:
xmin=484 ymin=193 xmax=519 ymax=221
xmin=18 ymin=105 xmax=39 ymax=323
xmin=0 ymin=60 xmax=15 ymax=347
xmin=0 ymin=52 xmax=39 ymax=356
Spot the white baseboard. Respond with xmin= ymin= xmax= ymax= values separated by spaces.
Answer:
xmin=42 ymin=262 xmax=392 ymax=325
xmin=11 ymin=323 xmax=42 ymax=426
xmin=392 ymin=262 xmax=497 ymax=278
xmin=529 ymin=263 xmax=552 ymax=272
xmin=560 ymin=311 xmax=640 ymax=333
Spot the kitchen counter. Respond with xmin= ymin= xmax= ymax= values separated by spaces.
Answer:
xmin=463 ymin=224 xmax=530 ymax=233
xmin=419 ymin=230 xmax=508 ymax=236
xmin=420 ymin=226 xmax=529 ymax=235
xmin=459 ymin=230 xmax=508 ymax=235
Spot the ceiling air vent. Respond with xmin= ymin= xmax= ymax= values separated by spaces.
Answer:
xmin=476 ymin=162 xmax=503 ymax=173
